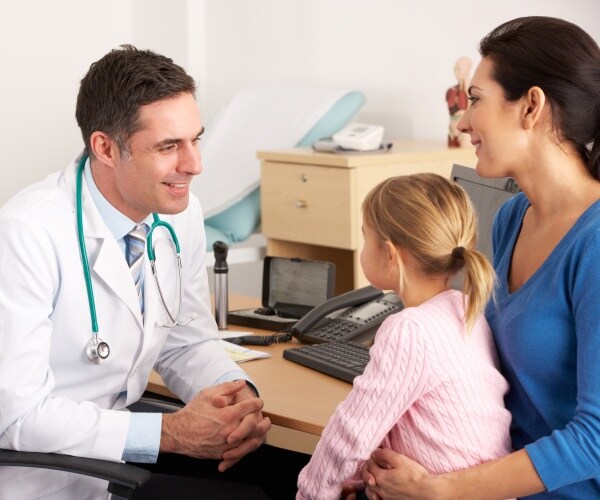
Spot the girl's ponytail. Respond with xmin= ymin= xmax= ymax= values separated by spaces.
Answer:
xmin=458 ymin=247 xmax=496 ymax=331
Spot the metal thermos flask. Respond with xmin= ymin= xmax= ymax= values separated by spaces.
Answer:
xmin=213 ymin=241 xmax=229 ymax=330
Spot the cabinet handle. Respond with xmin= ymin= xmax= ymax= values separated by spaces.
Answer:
xmin=295 ymin=200 xmax=307 ymax=208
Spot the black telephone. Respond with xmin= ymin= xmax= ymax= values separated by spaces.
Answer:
xmin=291 ymin=285 xmax=403 ymax=345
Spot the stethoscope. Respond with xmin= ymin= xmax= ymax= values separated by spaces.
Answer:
xmin=76 ymin=155 xmax=193 ymax=364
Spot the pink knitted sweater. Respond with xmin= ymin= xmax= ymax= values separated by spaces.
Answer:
xmin=296 ymin=289 xmax=512 ymax=500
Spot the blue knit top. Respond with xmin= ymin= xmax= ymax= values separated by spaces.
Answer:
xmin=486 ymin=193 xmax=600 ymax=498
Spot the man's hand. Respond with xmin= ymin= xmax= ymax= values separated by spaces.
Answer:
xmin=362 ymin=448 xmax=437 ymax=500
xmin=160 ymin=380 xmax=270 ymax=469
xmin=215 ymin=381 xmax=270 ymax=471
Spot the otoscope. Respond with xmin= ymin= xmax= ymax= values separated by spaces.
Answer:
xmin=213 ymin=241 xmax=229 ymax=330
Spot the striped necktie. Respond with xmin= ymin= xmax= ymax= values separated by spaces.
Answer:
xmin=125 ymin=223 xmax=147 ymax=312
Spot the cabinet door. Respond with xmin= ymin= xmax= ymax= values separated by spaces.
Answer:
xmin=261 ymin=162 xmax=356 ymax=249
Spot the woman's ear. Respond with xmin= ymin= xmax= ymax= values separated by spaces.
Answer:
xmin=522 ymin=86 xmax=547 ymax=131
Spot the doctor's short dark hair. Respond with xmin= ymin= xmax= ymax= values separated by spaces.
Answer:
xmin=75 ymin=44 xmax=197 ymax=158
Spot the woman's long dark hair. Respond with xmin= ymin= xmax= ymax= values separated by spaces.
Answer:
xmin=480 ymin=17 xmax=600 ymax=179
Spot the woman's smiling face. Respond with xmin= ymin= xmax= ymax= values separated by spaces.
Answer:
xmin=457 ymin=57 xmax=528 ymax=179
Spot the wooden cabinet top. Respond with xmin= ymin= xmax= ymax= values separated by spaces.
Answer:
xmin=258 ymin=139 xmax=476 ymax=168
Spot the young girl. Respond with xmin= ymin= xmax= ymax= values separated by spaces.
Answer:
xmin=296 ymin=173 xmax=512 ymax=500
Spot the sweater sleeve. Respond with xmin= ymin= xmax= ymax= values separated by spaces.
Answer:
xmin=525 ymin=228 xmax=600 ymax=491
xmin=296 ymin=316 xmax=431 ymax=500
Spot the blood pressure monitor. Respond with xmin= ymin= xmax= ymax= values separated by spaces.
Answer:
xmin=333 ymin=123 xmax=384 ymax=151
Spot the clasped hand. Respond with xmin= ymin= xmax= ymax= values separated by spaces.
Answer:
xmin=161 ymin=379 xmax=271 ymax=471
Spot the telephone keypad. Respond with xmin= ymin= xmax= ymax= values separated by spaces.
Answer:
xmin=307 ymin=319 xmax=360 ymax=342
xmin=292 ymin=289 xmax=403 ymax=345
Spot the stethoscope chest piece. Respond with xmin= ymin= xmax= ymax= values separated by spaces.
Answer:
xmin=86 ymin=337 xmax=110 ymax=365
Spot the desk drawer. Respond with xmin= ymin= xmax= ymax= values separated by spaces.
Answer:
xmin=261 ymin=162 xmax=355 ymax=249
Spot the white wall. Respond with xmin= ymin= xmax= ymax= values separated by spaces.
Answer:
xmin=0 ymin=1 xmax=132 ymax=204
xmin=0 ymin=0 xmax=194 ymax=205
xmin=198 ymin=0 xmax=600 ymax=141
xmin=1 ymin=0 xmax=599 ymax=206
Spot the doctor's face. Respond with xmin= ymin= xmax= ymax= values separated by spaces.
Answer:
xmin=111 ymin=92 xmax=203 ymax=222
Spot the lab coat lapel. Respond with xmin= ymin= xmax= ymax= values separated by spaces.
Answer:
xmin=93 ymin=237 xmax=144 ymax=329
xmin=143 ymin=255 xmax=158 ymax=329
xmin=66 ymin=156 xmax=144 ymax=329
xmin=125 ymin=228 xmax=173 ymax=402
xmin=124 ymin=254 xmax=159 ymax=389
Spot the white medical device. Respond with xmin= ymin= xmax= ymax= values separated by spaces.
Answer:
xmin=332 ymin=123 xmax=384 ymax=151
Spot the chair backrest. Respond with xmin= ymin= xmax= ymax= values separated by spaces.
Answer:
xmin=449 ymin=164 xmax=520 ymax=261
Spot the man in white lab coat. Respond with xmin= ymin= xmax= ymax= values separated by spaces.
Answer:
xmin=0 ymin=45 xmax=305 ymax=499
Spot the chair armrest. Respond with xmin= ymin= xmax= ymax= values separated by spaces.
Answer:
xmin=0 ymin=395 xmax=181 ymax=498
xmin=0 ymin=448 xmax=150 ymax=498
xmin=131 ymin=393 xmax=183 ymax=413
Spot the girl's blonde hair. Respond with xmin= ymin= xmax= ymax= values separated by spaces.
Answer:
xmin=362 ymin=173 xmax=495 ymax=330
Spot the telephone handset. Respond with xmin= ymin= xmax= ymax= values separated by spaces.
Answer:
xmin=291 ymin=285 xmax=403 ymax=345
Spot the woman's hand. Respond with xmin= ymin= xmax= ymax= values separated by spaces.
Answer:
xmin=362 ymin=447 xmax=544 ymax=499
xmin=362 ymin=448 xmax=440 ymax=499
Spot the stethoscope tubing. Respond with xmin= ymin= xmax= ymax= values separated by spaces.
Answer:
xmin=75 ymin=154 xmax=189 ymax=362
xmin=76 ymin=156 xmax=99 ymax=335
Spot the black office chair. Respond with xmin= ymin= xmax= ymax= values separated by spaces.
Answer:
xmin=0 ymin=449 xmax=149 ymax=499
xmin=0 ymin=394 xmax=182 ymax=499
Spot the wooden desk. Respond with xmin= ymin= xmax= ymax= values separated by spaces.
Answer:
xmin=147 ymin=295 xmax=351 ymax=454
xmin=259 ymin=140 xmax=476 ymax=295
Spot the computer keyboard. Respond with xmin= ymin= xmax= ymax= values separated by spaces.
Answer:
xmin=282 ymin=341 xmax=370 ymax=383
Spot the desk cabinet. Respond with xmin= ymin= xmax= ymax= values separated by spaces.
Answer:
xmin=259 ymin=140 xmax=477 ymax=294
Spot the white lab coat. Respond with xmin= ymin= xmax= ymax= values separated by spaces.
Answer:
xmin=0 ymin=153 xmax=246 ymax=498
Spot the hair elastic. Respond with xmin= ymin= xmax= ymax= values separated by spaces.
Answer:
xmin=452 ymin=246 xmax=466 ymax=260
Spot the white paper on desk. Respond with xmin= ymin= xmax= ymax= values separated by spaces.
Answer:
xmin=218 ymin=339 xmax=271 ymax=363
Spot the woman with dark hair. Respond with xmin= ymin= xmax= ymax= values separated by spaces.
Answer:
xmin=359 ymin=16 xmax=600 ymax=499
